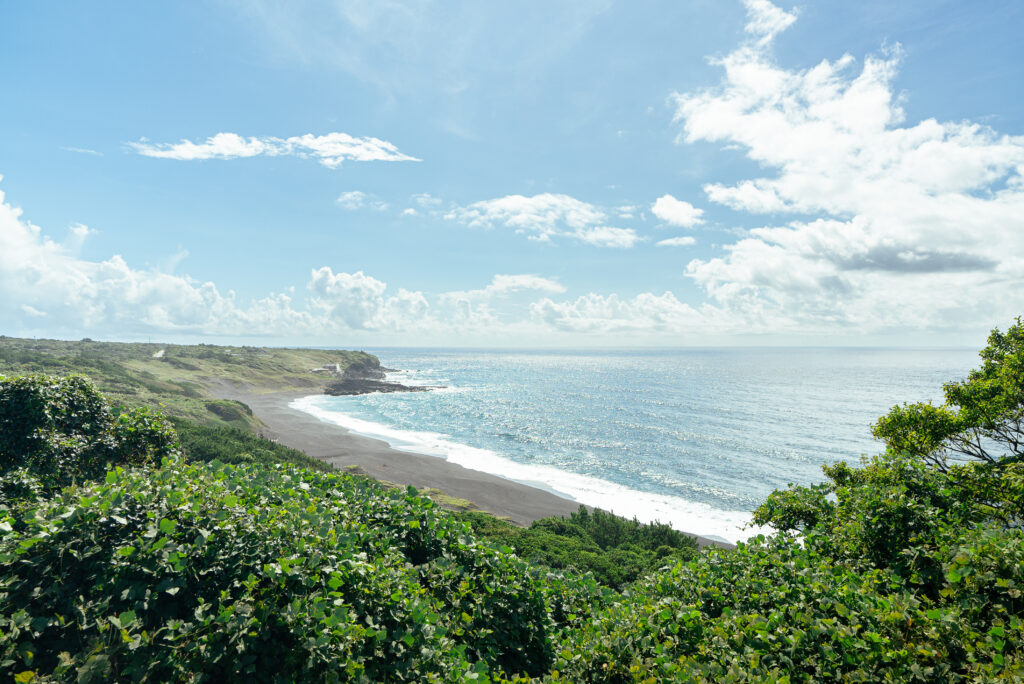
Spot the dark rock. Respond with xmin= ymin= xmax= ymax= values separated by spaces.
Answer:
xmin=324 ymin=378 xmax=431 ymax=396
xmin=323 ymin=358 xmax=439 ymax=396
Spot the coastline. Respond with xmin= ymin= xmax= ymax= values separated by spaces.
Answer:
xmin=213 ymin=385 xmax=732 ymax=549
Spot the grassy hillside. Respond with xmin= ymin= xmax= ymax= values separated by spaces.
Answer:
xmin=0 ymin=336 xmax=374 ymax=430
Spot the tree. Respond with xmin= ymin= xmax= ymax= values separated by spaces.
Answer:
xmin=873 ymin=316 xmax=1024 ymax=471
xmin=754 ymin=317 xmax=1024 ymax=554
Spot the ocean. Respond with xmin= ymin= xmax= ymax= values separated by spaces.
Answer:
xmin=292 ymin=348 xmax=977 ymax=544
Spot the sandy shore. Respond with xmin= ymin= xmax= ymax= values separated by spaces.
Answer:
xmin=214 ymin=385 xmax=728 ymax=548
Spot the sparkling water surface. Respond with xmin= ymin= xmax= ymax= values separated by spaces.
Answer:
xmin=293 ymin=348 xmax=976 ymax=543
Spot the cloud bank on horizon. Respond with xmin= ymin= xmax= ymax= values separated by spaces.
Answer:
xmin=2 ymin=0 xmax=1023 ymax=345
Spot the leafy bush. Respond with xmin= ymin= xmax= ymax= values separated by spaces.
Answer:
xmin=548 ymin=529 xmax=1023 ymax=682
xmin=460 ymin=506 xmax=698 ymax=588
xmin=0 ymin=375 xmax=177 ymax=488
xmin=169 ymin=416 xmax=331 ymax=472
xmin=0 ymin=461 xmax=552 ymax=681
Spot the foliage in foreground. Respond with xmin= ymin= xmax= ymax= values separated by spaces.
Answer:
xmin=4 ymin=455 xmax=1019 ymax=682
xmin=548 ymin=527 xmax=1022 ymax=682
xmin=1 ymin=460 xmax=552 ymax=682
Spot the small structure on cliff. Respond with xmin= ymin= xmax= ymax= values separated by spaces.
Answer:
xmin=310 ymin=363 xmax=343 ymax=375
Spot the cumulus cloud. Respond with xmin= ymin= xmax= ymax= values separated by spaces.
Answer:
xmin=572 ymin=226 xmax=642 ymax=248
xmin=490 ymin=274 xmax=566 ymax=294
xmin=670 ymin=0 xmax=1024 ymax=334
xmin=0 ymin=178 xmax=432 ymax=338
xmin=0 ymin=192 xmax=308 ymax=336
xmin=412 ymin=193 xmax=443 ymax=208
xmin=307 ymin=267 xmax=432 ymax=331
xmin=1 ymin=174 xmax=735 ymax=343
xmin=336 ymin=191 xmax=389 ymax=211
xmin=657 ymin=236 xmax=696 ymax=247
xmin=651 ymin=194 xmax=704 ymax=227
xmin=448 ymin=193 xmax=603 ymax=241
xmin=128 ymin=132 xmax=419 ymax=168
xmin=447 ymin=192 xmax=640 ymax=247
xmin=530 ymin=291 xmax=702 ymax=333
xmin=438 ymin=274 xmax=567 ymax=326
xmin=742 ymin=0 xmax=797 ymax=45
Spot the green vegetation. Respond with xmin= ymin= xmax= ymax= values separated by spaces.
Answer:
xmin=0 ymin=375 xmax=177 ymax=490
xmin=169 ymin=416 xmax=331 ymax=473
xmin=458 ymin=507 xmax=698 ymax=589
xmin=1 ymin=460 xmax=551 ymax=681
xmin=2 ymin=320 xmax=1024 ymax=681
xmin=873 ymin=316 xmax=1024 ymax=470
xmin=0 ymin=336 xmax=375 ymax=430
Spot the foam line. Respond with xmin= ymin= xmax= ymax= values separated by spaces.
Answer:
xmin=291 ymin=395 xmax=768 ymax=544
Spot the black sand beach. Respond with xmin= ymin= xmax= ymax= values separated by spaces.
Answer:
xmin=215 ymin=386 xmax=729 ymax=548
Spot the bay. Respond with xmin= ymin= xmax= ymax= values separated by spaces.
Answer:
xmin=293 ymin=348 xmax=977 ymax=543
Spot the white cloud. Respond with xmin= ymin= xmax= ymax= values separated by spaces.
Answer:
xmin=487 ymin=274 xmax=566 ymax=295
xmin=336 ymin=191 xmax=389 ymax=211
xmin=657 ymin=236 xmax=696 ymax=247
xmin=572 ymin=226 xmax=641 ymax=248
xmin=439 ymin=274 xmax=567 ymax=327
xmin=742 ymin=0 xmax=797 ymax=46
xmin=307 ymin=267 xmax=430 ymax=330
xmin=336 ymin=191 xmax=368 ymax=209
xmin=401 ymin=208 xmax=417 ymax=216
xmin=447 ymin=193 xmax=641 ymax=247
xmin=412 ymin=193 xmax=443 ymax=208
xmin=448 ymin=193 xmax=604 ymax=241
xmin=61 ymin=146 xmax=102 ymax=156
xmin=129 ymin=132 xmax=419 ymax=168
xmin=442 ymin=273 xmax=565 ymax=302
xmin=0 ymin=178 xmax=434 ymax=337
xmin=651 ymin=194 xmax=704 ymax=227
xmin=129 ymin=133 xmax=268 ymax=160
xmin=531 ymin=291 xmax=702 ymax=333
xmin=668 ymin=0 xmax=1024 ymax=335
xmin=3 ymin=175 xmax=738 ymax=343
xmin=0 ymin=172 xmax=769 ymax=344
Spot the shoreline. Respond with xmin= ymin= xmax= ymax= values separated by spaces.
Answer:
xmin=212 ymin=384 xmax=732 ymax=548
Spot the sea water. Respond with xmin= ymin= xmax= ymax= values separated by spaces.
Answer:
xmin=292 ymin=348 xmax=977 ymax=543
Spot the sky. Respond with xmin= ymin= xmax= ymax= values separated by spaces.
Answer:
xmin=1 ymin=0 xmax=1023 ymax=348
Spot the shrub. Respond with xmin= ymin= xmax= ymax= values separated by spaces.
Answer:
xmin=459 ymin=506 xmax=698 ymax=589
xmin=0 ymin=375 xmax=177 ymax=488
xmin=0 ymin=461 xmax=552 ymax=681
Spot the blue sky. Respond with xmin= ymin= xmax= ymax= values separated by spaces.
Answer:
xmin=1 ymin=0 xmax=1022 ymax=347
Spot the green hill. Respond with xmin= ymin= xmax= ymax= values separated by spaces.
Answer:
xmin=0 ymin=336 xmax=374 ymax=430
